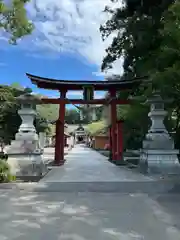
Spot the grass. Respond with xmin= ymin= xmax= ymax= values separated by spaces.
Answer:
xmin=87 ymin=121 xmax=107 ymax=136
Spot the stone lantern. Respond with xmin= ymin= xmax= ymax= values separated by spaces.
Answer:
xmin=7 ymin=93 xmax=46 ymax=178
xmin=140 ymin=92 xmax=180 ymax=174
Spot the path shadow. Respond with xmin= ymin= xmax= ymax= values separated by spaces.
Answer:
xmin=152 ymin=193 xmax=180 ymax=230
xmin=0 ymin=187 xmax=180 ymax=239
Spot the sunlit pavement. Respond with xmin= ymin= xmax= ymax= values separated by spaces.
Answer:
xmin=0 ymin=144 xmax=180 ymax=239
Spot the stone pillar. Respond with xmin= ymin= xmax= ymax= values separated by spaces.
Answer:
xmin=7 ymin=93 xmax=46 ymax=178
xmin=140 ymin=92 xmax=180 ymax=174
xmin=39 ymin=132 xmax=46 ymax=150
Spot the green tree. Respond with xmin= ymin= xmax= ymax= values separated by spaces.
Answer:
xmin=65 ymin=108 xmax=81 ymax=124
xmin=37 ymin=104 xmax=59 ymax=122
xmin=0 ymin=0 xmax=34 ymax=44
xmin=10 ymin=82 xmax=24 ymax=90
xmin=100 ymin=0 xmax=178 ymax=150
xmin=0 ymin=85 xmax=50 ymax=147
xmin=150 ymin=1 xmax=180 ymax=148
xmin=120 ymin=104 xmax=149 ymax=150
xmin=0 ymin=85 xmax=20 ymax=145
xmin=34 ymin=114 xmax=50 ymax=134
xmin=100 ymin=0 xmax=174 ymax=79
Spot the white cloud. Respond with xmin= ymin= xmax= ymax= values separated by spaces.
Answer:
xmin=24 ymin=0 xmax=123 ymax=75
xmin=92 ymin=57 xmax=124 ymax=77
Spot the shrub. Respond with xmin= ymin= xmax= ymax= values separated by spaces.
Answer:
xmin=0 ymin=159 xmax=12 ymax=182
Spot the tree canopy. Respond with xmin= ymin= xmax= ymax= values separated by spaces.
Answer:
xmin=0 ymin=83 xmax=103 ymax=145
xmin=87 ymin=120 xmax=107 ymax=136
xmin=101 ymin=0 xmax=174 ymax=80
xmin=0 ymin=84 xmax=50 ymax=146
xmin=100 ymin=0 xmax=180 ymax=150
xmin=0 ymin=0 xmax=34 ymax=43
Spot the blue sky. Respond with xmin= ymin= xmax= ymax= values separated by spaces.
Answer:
xmin=0 ymin=45 xmax=104 ymax=99
xmin=0 ymin=0 xmax=123 ymax=101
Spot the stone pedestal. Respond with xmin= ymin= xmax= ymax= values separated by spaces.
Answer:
xmin=8 ymin=153 xmax=46 ymax=177
xmin=7 ymin=93 xmax=47 ymax=178
xmin=139 ymin=93 xmax=180 ymax=174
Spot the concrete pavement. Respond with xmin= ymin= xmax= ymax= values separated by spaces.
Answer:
xmin=34 ymin=145 xmax=178 ymax=193
xmin=0 ymin=144 xmax=180 ymax=239
xmin=0 ymin=190 xmax=179 ymax=240
xmin=41 ymin=144 xmax=153 ymax=182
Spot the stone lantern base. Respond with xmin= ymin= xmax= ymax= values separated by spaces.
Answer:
xmin=140 ymin=149 xmax=180 ymax=174
xmin=8 ymin=153 xmax=47 ymax=179
xmin=7 ymin=132 xmax=47 ymax=178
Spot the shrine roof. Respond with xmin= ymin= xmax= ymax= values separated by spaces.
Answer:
xmin=26 ymin=73 xmax=147 ymax=91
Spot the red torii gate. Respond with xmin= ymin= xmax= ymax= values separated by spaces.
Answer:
xmin=27 ymin=73 xmax=142 ymax=165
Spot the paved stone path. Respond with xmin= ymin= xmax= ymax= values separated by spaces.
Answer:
xmin=0 ymin=145 xmax=180 ymax=239
xmin=41 ymin=144 xmax=153 ymax=183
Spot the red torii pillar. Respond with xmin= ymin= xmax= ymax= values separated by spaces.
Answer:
xmin=109 ymin=89 xmax=117 ymax=161
xmin=54 ymin=90 xmax=67 ymax=165
xmin=109 ymin=90 xmax=124 ymax=163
